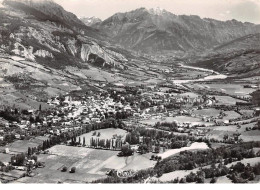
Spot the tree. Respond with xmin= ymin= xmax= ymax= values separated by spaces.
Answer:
xmin=154 ymin=146 xmax=160 ymax=153
xmin=83 ymin=137 xmax=86 ymax=146
xmin=28 ymin=147 xmax=32 ymax=156
xmin=70 ymin=167 xmax=76 ymax=173
xmin=119 ymin=144 xmax=133 ymax=156
xmin=210 ymin=177 xmax=217 ymax=183
xmin=252 ymin=90 xmax=260 ymax=106
xmin=223 ymin=134 xmax=229 ymax=141
xmin=31 ymin=155 xmax=38 ymax=162
xmin=106 ymin=139 xmax=111 ymax=149
xmin=179 ymin=178 xmax=186 ymax=183
xmin=61 ymin=166 xmax=67 ymax=172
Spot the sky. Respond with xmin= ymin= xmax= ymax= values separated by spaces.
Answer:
xmin=54 ymin=0 xmax=260 ymax=24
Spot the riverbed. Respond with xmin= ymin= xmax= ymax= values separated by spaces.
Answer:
xmin=172 ymin=64 xmax=227 ymax=84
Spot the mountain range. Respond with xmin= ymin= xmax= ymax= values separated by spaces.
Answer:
xmin=0 ymin=0 xmax=260 ymax=110
xmin=1 ymin=0 xmax=130 ymax=69
xmin=93 ymin=7 xmax=260 ymax=54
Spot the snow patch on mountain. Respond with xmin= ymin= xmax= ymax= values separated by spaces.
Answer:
xmin=148 ymin=7 xmax=167 ymax=16
xmin=81 ymin=16 xmax=102 ymax=26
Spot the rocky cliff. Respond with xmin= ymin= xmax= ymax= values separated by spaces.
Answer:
xmin=0 ymin=0 xmax=128 ymax=69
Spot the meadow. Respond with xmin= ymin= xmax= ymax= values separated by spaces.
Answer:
xmin=15 ymin=145 xmax=156 ymax=183
xmin=75 ymin=128 xmax=128 ymax=146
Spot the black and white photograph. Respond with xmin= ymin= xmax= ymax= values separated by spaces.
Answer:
xmin=0 ymin=0 xmax=260 ymax=185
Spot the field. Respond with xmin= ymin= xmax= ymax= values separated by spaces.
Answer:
xmin=208 ymin=122 xmax=259 ymax=141
xmin=0 ymin=153 xmax=12 ymax=163
xmin=0 ymin=136 xmax=49 ymax=154
xmin=164 ymin=116 xmax=201 ymax=123
xmin=213 ymin=125 xmax=238 ymax=132
xmin=222 ymin=111 xmax=241 ymax=120
xmin=207 ymin=129 xmax=237 ymax=141
xmin=215 ymin=96 xmax=245 ymax=105
xmin=0 ymin=140 xmax=42 ymax=154
xmin=165 ymin=116 xmax=214 ymax=127
xmin=139 ymin=118 xmax=161 ymax=126
xmin=215 ymin=176 xmax=233 ymax=184
xmin=75 ymin=128 xmax=128 ymax=146
xmin=193 ymin=108 xmax=220 ymax=117
xmin=139 ymin=116 xmax=214 ymax=127
xmin=188 ymin=83 xmax=255 ymax=97
xmin=240 ymin=109 xmax=254 ymax=117
xmin=240 ymin=130 xmax=260 ymax=142
xmin=158 ymin=169 xmax=200 ymax=182
xmin=14 ymin=145 xmax=156 ymax=183
xmin=158 ymin=142 xmax=209 ymax=159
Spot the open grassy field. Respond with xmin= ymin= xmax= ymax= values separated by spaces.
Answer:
xmin=188 ymin=83 xmax=255 ymax=97
xmin=237 ymin=122 xmax=257 ymax=133
xmin=158 ymin=142 xmax=209 ymax=159
xmin=76 ymin=128 xmax=128 ymax=146
xmin=222 ymin=111 xmax=241 ymax=120
xmin=165 ymin=116 xmax=201 ymax=123
xmin=139 ymin=116 xmax=214 ymax=127
xmin=0 ymin=140 xmax=42 ymax=154
xmin=139 ymin=118 xmax=161 ymax=126
xmin=193 ymin=108 xmax=221 ymax=117
xmin=240 ymin=130 xmax=260 ymax=142
xmin=215 ymin=96 xmax=246 ymax=105
xmin=207 ymin=129 xmax=237 ymax=141
xmin=14 ymin=145 xmax=155 ymax=183
xmin=213 ymin=125 xmax=238 ymax=132
xmin=240 ymin=109 xmax=254 ymax=117
xmin=0 ymin=153 xmax=12 ymax=163
xmin=208 ymin=123 xmax=260 ymax=142
xmin=205 ymin=83 xmax=255 ymax=97
xmin=165 ymin=116 xmax=214 ymax=127
xmin=158 ymin=169 xmax=200 ymax=182
xmin=215 ymin=176 xmax=233 ymax=184
xmin=179 ymin=92 xmax=199 ymax=98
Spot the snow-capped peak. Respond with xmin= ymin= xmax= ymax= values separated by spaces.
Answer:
xmin=80 ymin=16 xmax=102 ymax=26
xmin=148 ymin=7 xmax=167 ymax=16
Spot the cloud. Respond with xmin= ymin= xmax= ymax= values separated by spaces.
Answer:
xmin=229 ymin=0 xmax=260 ymax=23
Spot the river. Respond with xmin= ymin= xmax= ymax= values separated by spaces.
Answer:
xmin=172 ymin=64 xmax=227 ymax=84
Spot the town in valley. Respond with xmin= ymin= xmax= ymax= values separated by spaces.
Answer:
xmin=0 ymin=0 xmax=260 ymax=184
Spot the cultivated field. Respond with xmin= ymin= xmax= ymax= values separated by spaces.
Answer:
xmin=14 ymin=145 xmax=156 ymax=183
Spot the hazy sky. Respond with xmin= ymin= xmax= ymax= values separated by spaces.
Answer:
xmin=55 ymin=0 xmax=260 ymax=24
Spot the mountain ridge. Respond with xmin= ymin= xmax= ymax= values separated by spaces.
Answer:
xmin=93 ymin=7 xmax=260 ymax=54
